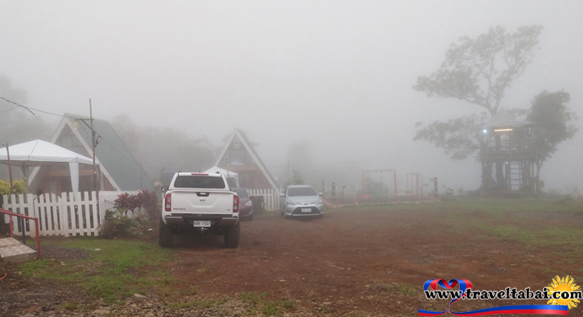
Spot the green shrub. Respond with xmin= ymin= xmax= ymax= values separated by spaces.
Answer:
xmin=113 ymin=190 xmax=159 ymax=223
xmin=0 ymin=178 xmax=27 ymax=196
xmin=99 ymin=209 xmax=147 ymax=239
xmin=99 ymin=190 xmax=160 ymax=239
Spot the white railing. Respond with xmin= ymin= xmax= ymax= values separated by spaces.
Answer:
xmin=2 ymin=191 xmax=137 ymax=237
xmin=248 ymin=188 xmax=281 ymax=211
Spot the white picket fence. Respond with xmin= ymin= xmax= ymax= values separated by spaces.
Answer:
xmin=2 ymin=189 xmax=280 ymax=237
xmin=248 ymin=188 xmax=281 ymax=211
xmin=1 ymin=191 xmax=136 ymax=237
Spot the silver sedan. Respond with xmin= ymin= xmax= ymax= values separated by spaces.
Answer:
xmin=280 ymin=185 xmax=324 ymax=218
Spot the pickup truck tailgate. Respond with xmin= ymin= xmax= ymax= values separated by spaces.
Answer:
xmin=170 ymin=190 xmax=234 ymax=214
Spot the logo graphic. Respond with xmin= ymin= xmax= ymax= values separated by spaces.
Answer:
xmin=419 ymin=278 xmax=576 ymax=316
xmin=547 ymin=276 xmax=580 ymax=309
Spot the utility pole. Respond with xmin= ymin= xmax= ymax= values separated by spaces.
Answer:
xmin=89 ymin=100 xmax=99 ymax=209
xmin=75 ymin=104 xmax=101 ymax=205
xmin=6 ymin=143 xmax=13 ymax=195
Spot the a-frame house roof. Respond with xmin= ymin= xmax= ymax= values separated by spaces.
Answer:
xmin=30 ymin=113 xmax=153 ymax=192
xmin=215 ymin=129 xmax=278 ymax=191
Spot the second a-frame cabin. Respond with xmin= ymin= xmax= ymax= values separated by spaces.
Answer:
xmin=215 ymin=129 xmax=278 ymax=191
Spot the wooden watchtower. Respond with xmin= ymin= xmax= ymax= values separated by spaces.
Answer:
xmin=480 ymin=121 xmax=537 ymax=194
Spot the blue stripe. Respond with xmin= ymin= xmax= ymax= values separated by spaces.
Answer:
xmin=418 ymin=309 xmax=447 ymax=315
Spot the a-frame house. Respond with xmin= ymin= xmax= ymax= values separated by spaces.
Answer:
xmin=28 ymin=114 xmax=153 ymax=195
xmin=215 ymin=129 xmax=278 ymax=190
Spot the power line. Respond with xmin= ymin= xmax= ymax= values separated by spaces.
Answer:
xmin=0 ymin=96 xmax=64 ymax=118
xmin=0 ymin=96 xmax=34 ymax=115
xmin=100 ymin=136 xmax=151 ymax=180
xmin=0 ymin=96 xmax=151 ymax=185
xmin=73 ymin=117 xmax=135 ymax=164
xmin=73 ymin=119 xmax=150 ymax=182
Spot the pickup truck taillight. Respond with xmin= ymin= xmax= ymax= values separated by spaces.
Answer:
xmin=164 ymin=193 xmax=172 ymax=212
xmin=233 ymin=195 xmax=239 ymax=213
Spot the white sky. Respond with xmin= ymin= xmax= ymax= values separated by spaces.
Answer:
xmin=1 ymin=1 xmax=582 ymax=192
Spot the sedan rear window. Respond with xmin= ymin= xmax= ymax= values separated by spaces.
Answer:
xmin=233 ymin=188 xmax=249 ymax=198
xmin=173 ymin=176 xmax=226 ymax=189
xmin=287 ymin=187 xmax=318 ymax=197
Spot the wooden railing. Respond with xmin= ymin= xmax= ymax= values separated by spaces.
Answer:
xmin=0 ymin=207 xmax=40 ymax=260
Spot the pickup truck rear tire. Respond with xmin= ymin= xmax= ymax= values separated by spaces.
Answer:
xmin=224 ymin=222 xmax=240 ymax=248
xmin=158 ymin=219 xmax=173 ymax=247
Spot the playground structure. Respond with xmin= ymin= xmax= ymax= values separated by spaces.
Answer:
xmin=360 ymin=170 xmax=426 ymax=203
xmin=361 ymin=170 xmax=396 ymax=202
xmin=405 ymin=173 xmax=423 ymax=198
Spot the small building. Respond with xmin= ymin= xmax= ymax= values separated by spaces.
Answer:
xmin=214 ymin=129 xmax=278 ymax=191
xmin=481 ymin=121 xmax=537 ymax=193
xmin=28 ymin=114 xmax=153 ymax=195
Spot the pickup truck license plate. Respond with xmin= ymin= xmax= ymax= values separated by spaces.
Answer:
xmin=301 ymin=208 xmax=311 ymax=213
xmin=193 ymin=221 xmax=211 ymax=227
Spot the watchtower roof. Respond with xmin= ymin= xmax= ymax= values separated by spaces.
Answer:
xmin=482 ymin=120 xmax=535 ymax=130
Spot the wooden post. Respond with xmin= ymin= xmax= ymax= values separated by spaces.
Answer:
xmin=6 ymin=143 xmax=13 ymax=195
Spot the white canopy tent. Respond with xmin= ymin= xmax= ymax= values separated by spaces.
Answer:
xmin=204 ymin=166 xmax=239 ymax=187
xmin=0 ymin=140 xmax=96 ymax=194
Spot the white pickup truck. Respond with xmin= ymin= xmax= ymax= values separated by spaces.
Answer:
xmin=158 ymin=172 xmax=240 ymax=248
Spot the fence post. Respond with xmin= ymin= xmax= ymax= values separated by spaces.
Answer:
xmin=60 ymin=192 xmax=69 ymax=237
xmin=90 ymin=191 xmax=98 ymax=236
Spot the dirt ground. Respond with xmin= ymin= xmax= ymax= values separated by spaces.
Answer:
xmin=1 ymin=207 xmax=583 ymax=316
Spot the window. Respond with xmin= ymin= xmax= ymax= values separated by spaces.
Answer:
xmin=233 ymin=188 xmax=249 ymax=198
xmin=173 ymin=176 xmax=226 ymax=189
xmin=288 ymin=187 xmax=318 ymax=197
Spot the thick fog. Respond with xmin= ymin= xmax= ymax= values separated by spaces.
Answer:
xmin=1 ymin=1 xmax=582 ymax=193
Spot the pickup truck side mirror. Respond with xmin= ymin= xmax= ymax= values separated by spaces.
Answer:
xmin=161 ymin=186 xmax=168 ymax=193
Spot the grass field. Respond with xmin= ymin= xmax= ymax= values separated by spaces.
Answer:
xmin=10 ymin=196 xmax=583 ymax=316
